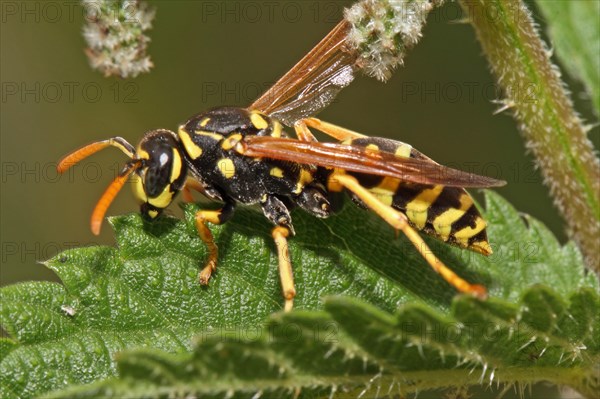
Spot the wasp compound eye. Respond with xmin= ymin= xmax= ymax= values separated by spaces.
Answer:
xmin=143 ymin=148 xmax=173 ymax=198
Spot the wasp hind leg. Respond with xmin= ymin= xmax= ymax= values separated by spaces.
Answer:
xmin=301 ymin=117 xmax=367 ymax=141
xmin=329 ymin=172 xmax=487 ymax=299
xmin=195 ymin=202 xmax=235 ymax=285
xmin=294 ymin=120 xmax=318 ymax=142
xmin=261 ymin=195 xmax=296 ymax=312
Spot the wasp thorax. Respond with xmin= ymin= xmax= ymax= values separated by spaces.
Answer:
xmin=132 ymin=129 xmax=187 ymax=219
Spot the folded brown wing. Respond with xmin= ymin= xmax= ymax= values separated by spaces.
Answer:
xmin=242 ymin=136 xmax=506 ymax=188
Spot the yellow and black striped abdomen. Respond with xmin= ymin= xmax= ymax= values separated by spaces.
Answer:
xmin=344 ymin=137 xmax=492 ymax=256
xmin=393 ymin=183 xmax=491 ymax=255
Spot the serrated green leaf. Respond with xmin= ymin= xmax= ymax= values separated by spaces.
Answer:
xmin=46 ymin=290 xmax=600 ymax=399
xmin=1 ymin=192 xmax=598 ymax=398
xmin=535 ymin=0 xmax=600 ymax=115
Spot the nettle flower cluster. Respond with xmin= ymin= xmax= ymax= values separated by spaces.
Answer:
xmin=345 ymin=0 xmax=445 ymax=81
xmin=82 ymin=0 xmax=155 ymax=78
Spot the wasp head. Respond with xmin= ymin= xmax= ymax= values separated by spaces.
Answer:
xmin=57 ymin=129 xmax=188 ymax=235
xmin=132 ymin=130 xmax=188 ymax=220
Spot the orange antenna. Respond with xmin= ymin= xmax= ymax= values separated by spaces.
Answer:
xmin=57 ymin=137 xmax=135 ymax=174
xmin=90 ymin=162 xmax=139 ymax=235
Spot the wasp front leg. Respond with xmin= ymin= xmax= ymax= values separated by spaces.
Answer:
xmin=195 ymin=202 xmax=235 ymax=285
xmin=182 ymin=177 xmax=206 ymax=203
xmin=261 ymin=195 xmax=296 ymax=312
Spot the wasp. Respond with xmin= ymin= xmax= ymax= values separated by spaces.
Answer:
xmin=58 ymin=21 xmax=505 ymax=311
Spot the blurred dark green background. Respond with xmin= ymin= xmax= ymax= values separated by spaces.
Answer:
xmin=1 ymin=0 xmax=598 ymax=289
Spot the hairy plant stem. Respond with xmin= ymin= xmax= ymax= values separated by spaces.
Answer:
xmin=55 ymin=366 xmax=596 ymax=398
xmin=259 ymin=367 xmax=595 ymax=398
xmin=457 ymin=0 xmax=600 ymax=271
xmin=362 ymin=367 xmax=597 ymax=398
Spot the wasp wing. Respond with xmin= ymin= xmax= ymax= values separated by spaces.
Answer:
xmin=242 ymin=136 xmax=506 ymax=188
xmin=248 ymin=20 xmax=356 ymax=126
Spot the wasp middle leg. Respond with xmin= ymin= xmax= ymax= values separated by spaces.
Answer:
xmin=261 ymin=195 xmax=296 ymax=312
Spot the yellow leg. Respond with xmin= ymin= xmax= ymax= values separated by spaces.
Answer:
xmin=329 ymin=173 xmax=487 ymax=299
xmin=272 ymin=226 xmax=296 ymax=311
xmin=182 ymin=186 xmax=195 ymax=203
xmin=294 ymin=120 xmax=318 ymax=142
xmin=181 ymin=183 xmax=194 ymax=204
xmin=195 ymin=209 xmax=224 ymax=285
xmin=303 ymin=117 xmax=367 ymax=141
xmin=182 ymin=177 xmax=210 ymax=203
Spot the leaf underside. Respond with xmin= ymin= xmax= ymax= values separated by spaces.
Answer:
xmin=1 ymin=192 xmax=598 ymax=398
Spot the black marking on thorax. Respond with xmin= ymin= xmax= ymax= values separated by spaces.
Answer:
xmin=178 ymin=107 xmax=319 ymax=206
